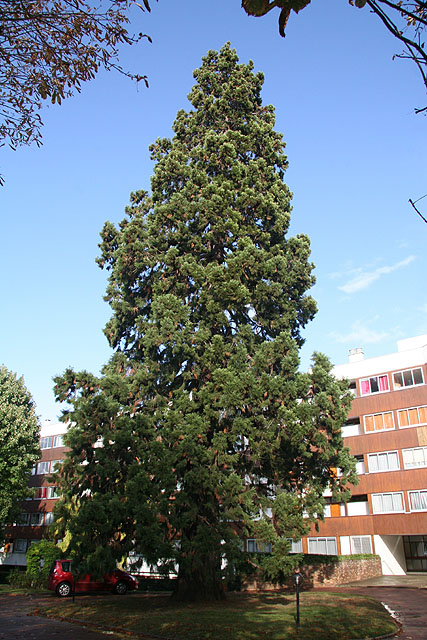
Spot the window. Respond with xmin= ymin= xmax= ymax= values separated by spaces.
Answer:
xmin=393 ymin=367 xmax=424 ymax=390
xmin=44 ymin=512 xmax=54 ymax=525
xmin=48 ymin=486 xmax=59 ymax=499
xmin=246 ymin=539 xmax=272 ymax=553
xmin=397 ymin=406 xmax=427 ymax=429
xmin=16 ymin=513 xmax=30 ymax=526
xmin=13 ymin=539 xmax=28 ymax=553
xmin=53 ymin=435 xmax=64 ymax=448
xmin=350 ymin=536 xmax=372 ymax=554
xmin=360 ymin=374 xmax=389 ymax=396
xmin=372 ymin=492 xmax=404 ymax=514
xmin=307 ymin=537 xmax=337 ymax=555
xmin=35 ymin=461 xmax=50 ymax=475
xmin=287 ymin=539 xmax=303 ymax=553
xmin=363 ymin=411 xmax=394 ymax=434
xmin=51 ymin=459 xmax=63 ymax=472
xmin=409 ymin=490 xmax=427 ymax=511
xmin=349 ymin=381 xmax=357 ymax=397
xmin=403 ymin=447 xmax=427 ymax=469
xmin=34 ymin=487 xmax=47 ymax=499
xmin=367 ymin=451 xmax=399 ymax=473
xmin=40 ymin=436 xmax=52 ymax=449
xmin=30 ymin=513 xmax=44 ymax=526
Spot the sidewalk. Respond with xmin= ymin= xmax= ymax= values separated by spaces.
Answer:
xmin=339 ymin=573 xmax=427 ymax=588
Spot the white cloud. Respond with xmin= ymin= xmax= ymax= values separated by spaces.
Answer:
xmin=338 ymin=256 xmax=416 ymax=294
xmin=330 ymin=321 xmax=389 ymax=345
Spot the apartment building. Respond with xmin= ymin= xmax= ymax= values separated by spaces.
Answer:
xmin=303 ymin=334 xmax=427 ymax=575
xmin=1 ymin=419 xmax=67 ymax=567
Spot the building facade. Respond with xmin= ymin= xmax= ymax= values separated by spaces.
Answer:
xmin=0 ymin=419 xmax=67 ymax=567
xmin=303 ymin=335 xmax=427 ymax=575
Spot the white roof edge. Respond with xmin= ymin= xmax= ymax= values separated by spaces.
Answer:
xmin=332 ymin=335 xmax=427 ymax=380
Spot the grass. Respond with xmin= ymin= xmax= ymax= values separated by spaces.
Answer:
xmin=33 ymin=590 xmax=398 ymax=639
xmin=0 ymin=584 xmax=49 ymax=596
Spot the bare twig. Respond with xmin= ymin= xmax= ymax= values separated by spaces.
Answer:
xmin=409 ymin=196 xmax=427 ymax=223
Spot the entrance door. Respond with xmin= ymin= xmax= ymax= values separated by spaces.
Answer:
xmin=403 ymin=535 xmax=427 ymax=571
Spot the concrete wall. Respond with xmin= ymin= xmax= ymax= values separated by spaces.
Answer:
xmin=374 ymin=535 xmax=406 ymax=575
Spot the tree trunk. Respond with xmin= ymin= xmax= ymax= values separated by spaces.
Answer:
xmin=172 ymin=551 xmax=225 ymax=602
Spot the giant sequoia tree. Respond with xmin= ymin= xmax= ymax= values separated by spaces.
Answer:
xmin=54 ymin=44 xmax=357 ymax=601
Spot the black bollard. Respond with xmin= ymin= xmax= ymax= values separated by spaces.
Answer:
xmin=293 ymin=568 xmax=302 ymax=626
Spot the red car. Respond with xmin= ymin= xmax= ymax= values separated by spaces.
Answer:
xmin=48 ymin=559 xmax=138 ymax=597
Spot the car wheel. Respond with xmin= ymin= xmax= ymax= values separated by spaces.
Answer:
xmin=113 ymin=581 xmax=128 ymax=595
xmin=56 ymin=581 xmax=72 ymax=597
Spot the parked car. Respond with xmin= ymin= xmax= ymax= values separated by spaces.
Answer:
xmin=48 ymin=559 xmax=139 ymax=597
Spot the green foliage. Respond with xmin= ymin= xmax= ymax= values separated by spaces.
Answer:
xmin=54 ymin=44 xmax=357 ymax=601
xmin=0 ymin=0 xmax=154 ymax=174
xmin=301 ymin=553 xmax=380 ymax=566
xmin=0 ymin=365 xmax=40 ymax=541
xmin=26 ymin=539 xmax=61 ymax=588
xmin=7 ymin=567 xmax=31 ymax=589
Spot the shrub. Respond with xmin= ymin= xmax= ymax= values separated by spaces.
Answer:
xmin=26 ymin=539 xmax=61 ymax=588
xmin=7 ymin=567 xmax=32 ymax=588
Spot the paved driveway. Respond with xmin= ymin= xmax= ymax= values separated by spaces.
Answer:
xmin=0 ymin=593 xmax=121 ymax=640
xmin=339 ymin=585 xmax=427 ymax=640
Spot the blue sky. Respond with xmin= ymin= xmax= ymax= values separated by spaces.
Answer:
xmin=1 ymin=0 xmax=426 ymax=421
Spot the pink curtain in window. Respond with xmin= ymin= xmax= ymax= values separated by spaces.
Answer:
xmin=379 ymin=375 xmax=389 ymax=391
xmin=361 ymin=380 xmax=370 ymax=395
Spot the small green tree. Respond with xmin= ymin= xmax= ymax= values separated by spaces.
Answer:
xmin=0 ymin=366 xmax=40 ymax=542
xmin=54 ymin=44 xmax=357 ymax=602
xmin=26 ymin=539 xmax=61 ymax=588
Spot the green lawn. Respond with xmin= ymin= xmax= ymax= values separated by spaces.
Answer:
xmin=34 ymin=591 xmax=398 ymax=640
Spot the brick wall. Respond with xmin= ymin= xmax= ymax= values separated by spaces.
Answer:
xmin=241 ymin=556 xmax=382 ymax=591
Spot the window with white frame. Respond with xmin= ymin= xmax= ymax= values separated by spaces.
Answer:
xmin=30 ymin=513 xmax=44 ymax=526
xmin=397 ymin=406 xmax=427 ymax=429
xmin=360 ymin=374 xmax=389 ymax=396
xmin=350 ymin=535 xmax=372 ymax=554
xmin=402 ymin=447 xmax=427 ymax=469
xmin=287 ymin=539 xmax=303 ymax=553
xmin=308 ymin=537 xmax=337 ymax=555
xmin=35 ymin=461 xmax=50 ymax=475
xmin=50 ymin=459 xmax=63 ymax=472
xmin=16 ymin=513 xmax=30 ymax=526
xmin=409 ymin=490 xmax=427 ymax=511
xmin=363 ymin=411 xmax=394 ymax=434
xmin=393 ymin=367 xmax=424 ymax=390
xmin=246 ymin=539 xmax=272 ymax=553
xmin=367 ymin=451 xmax=399 ymax=473
xmin=34 ymin=487 xmax=47 ymax=499
xmin=48 ymin=486 xmax=59 ymax=499
xmin=13 ymin=539 xmax=28 ymax=553
xmin=44 ymin=512 xmax=54 ymax=525
xmin=372 ymin=492 xmax=404 ymax=514
xmin=53 ymin=435 xmax=64 ymax=448
xmin=40 ymin=436 xmax=52 ymax=449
